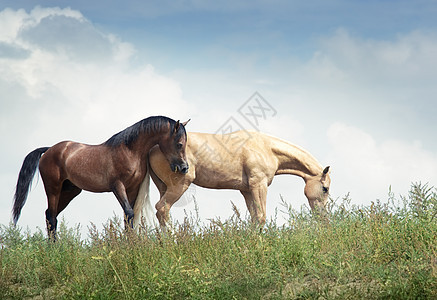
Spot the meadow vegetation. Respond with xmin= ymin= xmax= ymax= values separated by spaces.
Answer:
xmin=1 ymin=183 xmax=436 ymax=299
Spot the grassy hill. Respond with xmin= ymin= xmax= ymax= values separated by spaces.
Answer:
xmin=1 ymin=183 xmax=436 ymax=299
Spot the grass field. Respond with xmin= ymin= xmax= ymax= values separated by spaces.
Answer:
xmin=1 ymin=183 xmax=436 ymax=299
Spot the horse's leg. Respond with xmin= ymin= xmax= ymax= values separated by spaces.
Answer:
xmin=155 ymin=184 xmax=190 ymax=229
xmin=44 ymin=183 xmax=82 ymax=241
xmin=151 ymin=163 xmax=194 ymax=229
xmin=240 ymin=191 xmax=256 ymax=221
xmin=252 ymin=184 xmax=268 ymax=226
xmin=241 ymin=183 xmax=268 ymax=226
xmin=39 ymin=147 xmax=67 ymax=240
xmin=150 ymin=169 xmax=168 ymax=226
xmin=57 ymin=180 xmax=82 ymax=215
xmin=112 ymin=180 xmax=134 ymax=228
xmin=43 ymin=182 xmax=82 ymax=241
xmin=41 ymin=176 xmax=63 ymax=239
xmin=44 ymin=189 xmax=61 ymax=240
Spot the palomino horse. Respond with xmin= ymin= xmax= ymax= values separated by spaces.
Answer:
xmin=140 ymin=131 xmax=330 ymax=228
xmin=13 ymin=116 xmax=189 ymax=238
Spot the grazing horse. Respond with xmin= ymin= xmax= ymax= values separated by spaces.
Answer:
xmin=139 ymin=131 xmax=330 ymax=228
xmin=13 ymin=116 xmax=189 ymax=238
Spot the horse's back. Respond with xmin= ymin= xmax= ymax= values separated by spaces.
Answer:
xmin=149 ymin=131 xmax=279 ymax=190
xmin=187 ymin=131 xmax=275 ymax=189
xmin=188 ymin=131 xmax=274 ymax=161
xmin=38 ymin=141 xmax=114 ymax=192
xmin=39 ymin=141 xmax=74 ymax=171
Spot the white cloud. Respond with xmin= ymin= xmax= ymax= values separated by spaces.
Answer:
xmin=0 ymin=7 xmax=192 ymax=235
xmin=162 ymin=27 xmax=437 ymax=220
xmin=306 ymin=28 xmax=437 ymax=90
xmin=327 ymin=122 xmax=437 ymax=204
xmin=0 ymin=7 xmax=192 ymax=146
xmin=304 ymin=30 xmax=437 ymax=204
xmin=2 ymin=6 xmax=437 ymax=238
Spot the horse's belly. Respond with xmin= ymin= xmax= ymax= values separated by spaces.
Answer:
xmin=70 ymin=177 xmax=110 ymax=193
xmin=64 ymin=145 xmax=112 ymax=192
xmin=66 ymin=167 xmax=111 ymax=193
xmin=193 ymin=168 xmax=247 ymax=190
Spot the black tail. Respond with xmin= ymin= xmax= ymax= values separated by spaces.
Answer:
xmin=12 ymin=147 xmax=50 ymax=224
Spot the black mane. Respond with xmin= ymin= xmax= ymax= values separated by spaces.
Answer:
xmin=104 ymin=116 xmax=185 ymax=148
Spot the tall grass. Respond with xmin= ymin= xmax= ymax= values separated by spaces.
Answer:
xmin=1 ymin=183 xmax=436 ymax=299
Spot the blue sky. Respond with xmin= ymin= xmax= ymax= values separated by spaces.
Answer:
xmin=1 ymin=1 xmax=436 ymax=236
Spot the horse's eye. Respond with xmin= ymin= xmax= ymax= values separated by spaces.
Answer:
xmin=323 ymin=186 xmax=329 ymax=193
xmin=176 ymin=143 xmax=183 ymax=149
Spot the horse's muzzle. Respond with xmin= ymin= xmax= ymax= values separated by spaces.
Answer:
xmin=171 ymin=162 xmax=189 ymax=174
xmin=314 ymin=206 xmax=328 ymax=219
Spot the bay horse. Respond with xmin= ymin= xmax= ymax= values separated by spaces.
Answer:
xmin=13 ymin=116 xmax=189 ymax=238
xmin=138 ymin=131 xmax=330 ymax=228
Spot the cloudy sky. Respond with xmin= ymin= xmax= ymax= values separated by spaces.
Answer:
xmin=1 ymin=1 xmax=436 ymax=237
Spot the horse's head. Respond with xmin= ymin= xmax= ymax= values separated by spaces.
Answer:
xmin=159 ymin=119 xmax=190 ymax=174
xmin=304 ymin=166 xmax=331 ymax=216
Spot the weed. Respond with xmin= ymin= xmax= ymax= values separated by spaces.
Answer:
xmin=1 ymin=183 xmax=436 ymax=299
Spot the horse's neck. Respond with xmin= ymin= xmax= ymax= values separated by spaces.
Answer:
xmin=132 ymin=130 xmax=166 ymax=158
xmin=271 ymin=137 xmax=322 ymax=180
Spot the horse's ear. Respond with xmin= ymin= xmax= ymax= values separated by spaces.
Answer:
xmin=320 ymin=166 xmax=330 ymax=181
xmin=320 ymin=166 xmax=330 ymax=179
xmin=174 ymin=120 xmax=180 ymax=132
xmin=182 ymin=119 xmax=191 ymax=127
